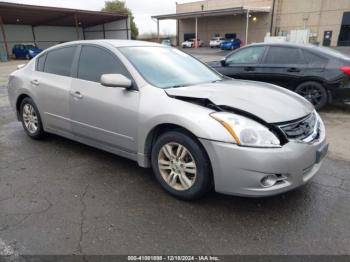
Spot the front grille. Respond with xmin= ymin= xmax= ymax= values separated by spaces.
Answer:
xmin=277 ymin=112 xmax=320 ymax=142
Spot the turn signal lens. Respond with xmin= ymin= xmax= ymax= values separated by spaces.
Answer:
xmin=340 ymin=66 xmax=350 ymax=75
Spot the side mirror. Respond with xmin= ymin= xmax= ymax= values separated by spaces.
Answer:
xmin=220 ymin=58 xmax=226 ymax=66
xmin=100 ymin=74 xmax=132 ymax=89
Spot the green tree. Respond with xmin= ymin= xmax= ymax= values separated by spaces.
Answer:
xmin=102 ymin=0 xmax=139 ymax=39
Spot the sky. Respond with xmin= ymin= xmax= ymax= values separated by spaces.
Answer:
xmin=3 ymin=0 xmax=195 ymax=35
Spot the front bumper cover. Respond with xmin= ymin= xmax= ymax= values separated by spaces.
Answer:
xmin=199 ymin=127 xmax=327 ymax=197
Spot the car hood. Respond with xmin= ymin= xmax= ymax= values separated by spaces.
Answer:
xmin=206 ymin=61 xmax=222 ymax=67
xmin=29 ymin=48 xmax=42 ymax=52
xmin=165 ymin=80 xmax=314 ymax=123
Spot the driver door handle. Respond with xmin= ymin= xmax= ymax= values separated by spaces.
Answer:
xmin=244 ymin=66 xmax=255 ymax=72
xmin=287 ymin=67 xmax=300 ymax=72
xmin=30 ymin=79 xmax=39 ymax=86
xmin=70 ymin=90 xmax=83 ymax=99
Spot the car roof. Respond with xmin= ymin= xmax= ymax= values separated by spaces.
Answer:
xmin=248 ymin=42 xmax=350 ymax=60
xmin=52 ymin=39 xmax=163 ymax=48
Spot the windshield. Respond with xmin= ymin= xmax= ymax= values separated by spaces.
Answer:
xmin=119 ymin=46 xmax=222 ymax=89
xmin=24 ymin=45 xmax=35 ymax=49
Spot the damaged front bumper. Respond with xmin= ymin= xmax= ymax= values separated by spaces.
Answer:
xmin=199 ymin=129 xmax=328 ymax=197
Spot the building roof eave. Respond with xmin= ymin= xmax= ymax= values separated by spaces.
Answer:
xmin=152 ymin=6 xmax=271 ymax=20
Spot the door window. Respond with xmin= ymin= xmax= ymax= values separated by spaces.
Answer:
xmin=226 ymin=46 xmax=265 ymax=64
xmin=264 ymin=47 xmax=304 ymax=64
xmin=44 ymin=46 xmax=76 ymax=77
xmin=77 ymin=45 xmax=129 ymax=83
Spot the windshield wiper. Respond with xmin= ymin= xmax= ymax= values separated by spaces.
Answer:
xmin=166 ymin=84 xmax=188 ymax=89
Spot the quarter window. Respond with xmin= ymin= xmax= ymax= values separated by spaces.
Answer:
xmin=264 ymin=47 xmax=304 ymax=64
xmin=302 ymin=50 xmax=328 ymax=66
xmin=226 ymin=46 xmax=265 ymax=64
xmin=36 ymin=54 xmax=46 ymax=72
xmin=77 ymin=46 xmax=128 ymax=83
xmin=44 ymin=46 xmax=76 ymax=77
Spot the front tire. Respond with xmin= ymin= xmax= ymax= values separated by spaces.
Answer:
xmin=151 ymin=131 xmax=212 ymax=200
xmin=295 ymin=81 xmax=328 ymax=110
xmin=20 ymin=97 xmax=46 ymax=139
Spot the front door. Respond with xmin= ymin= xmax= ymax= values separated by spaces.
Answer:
xmin=220 ymin=45 xmax=266 ymax=81
xmin=69 ymin=45 xmax=139 ymax=153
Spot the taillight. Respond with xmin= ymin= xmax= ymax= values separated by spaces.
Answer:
xmin=340 ymin=66 xmax=350 ymax=75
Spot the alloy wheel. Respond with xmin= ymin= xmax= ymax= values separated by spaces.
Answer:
xmin=296 ymin=85 xmax=324 ymax=108
xmin=158 ymin=142 xmax=197 ymax=191
xmin=22 ymin=104 xmax=38 ymax=134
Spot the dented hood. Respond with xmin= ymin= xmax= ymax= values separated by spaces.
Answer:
xmin=165 ymin=80 xmax=314 ymax=123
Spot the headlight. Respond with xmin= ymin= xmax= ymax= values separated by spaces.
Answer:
xmin=211 ymin=112 xmax=281 ymax=147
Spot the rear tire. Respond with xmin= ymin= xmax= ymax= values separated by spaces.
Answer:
xmin=295 ymin=81 xmax=328 ymax=110
xmin=20 ymin=97 xmax=46 ymax=139
xmin=151 ymin=131 xmax=212 ymax=200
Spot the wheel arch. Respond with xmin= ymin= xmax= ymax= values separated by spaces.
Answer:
xmin=294 ymin=78 xmax=332 ymax=105
xmin=15 ymin=94 xmax=31 ymax=120
xmin=294 ymin=77 xmax=328 ymax=90
xmin=140 ymin=122 xmax=213 ymax=169
xmin=144 ymin=123 xmax=198 ymax=160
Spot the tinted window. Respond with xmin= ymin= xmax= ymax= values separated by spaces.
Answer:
xmin=44 ymin=46 xmax=76 ymax=77
xmin=36 ymin=54 xmax=46 ymax=72
xmin=226 ymin=46 xmax=265 ymax=64
xmin=78 ymin=46 xmax=129 ymax=83
xmin=303 ymin=50 xmax=328 ymax=66
xmin=264 ymin=47 xmax=303 ymax=64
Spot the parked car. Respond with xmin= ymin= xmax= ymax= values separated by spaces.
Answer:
xmin=220 ymin=38 xmax=241 ymax=50
xmin=209 ymin=37 xmax=225 ymax=48
xmin=12 ymin=43 xmax=42 ymax=59
xmin=181 ymin=39 xmax=203 ymax=48
xmin=208 ymin=43 xmax=350 ymax=109
xmin=161 ymin=39 xmax=172 ymax=46
xmin=8 ymin=40 xmax=328 ymax=200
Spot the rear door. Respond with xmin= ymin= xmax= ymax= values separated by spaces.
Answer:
xmin=34 ymin=46 xmax=77 ymax=135
xmin=219 ymin=45 xmax=266 ymax=80
xmin=258 ymin=46 xmax=307 ymax=90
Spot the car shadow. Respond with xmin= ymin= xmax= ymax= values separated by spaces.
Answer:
xmin=41 ymin=133 xmax=314 ymax=214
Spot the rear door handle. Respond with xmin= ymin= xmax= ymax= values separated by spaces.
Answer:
xmin=30 ymin=79 xmax=39 ymax=86
xmin=244 ymin=66 xmax=255 ymax=72
xmin=287 ymin=67 xmax=300 ymax=72
xmin=70 ymin=90 xmax=83 ymax=99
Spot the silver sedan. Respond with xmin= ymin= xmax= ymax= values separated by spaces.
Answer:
xmin=7 ymin=40 xmax=328 ymax=200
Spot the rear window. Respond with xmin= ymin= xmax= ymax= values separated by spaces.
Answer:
xmin=264 ymin=47 xmax=304 ymax=64
xmin=44 ymin=46 xmax=76 ymax=77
